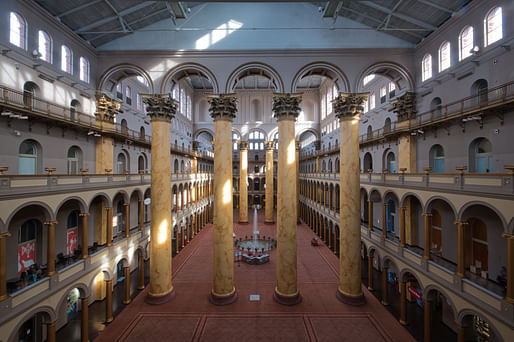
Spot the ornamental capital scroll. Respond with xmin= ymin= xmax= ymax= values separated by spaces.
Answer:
xmin=333 ymin=92 xmax=368 ymax=121
xmin=390 ymin=92 xmax=417 ymax=122
xmin=142 ymin=94 xmax=177 ymax=122
xmin=272 ymin=93 xmax=302 ymax=121
xmin=264 ymin=141 xmax=275 ymax=151
xmin=239 ymin=140 xmax=249 ymax=150
xmin=208 ymin=94 xmax=238 ymax=121
xmin=94 ymin=93 xmax=122 ymax=123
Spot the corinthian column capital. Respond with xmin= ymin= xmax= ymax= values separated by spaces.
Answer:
xmin=272 ymin=93 xmax=302 ymax=121
xmin=208 ymin=94 xmax=238 ymax=121
xmin=143 ymin=94 xmax=178 ymax=122
xmin=239 ymin=140 xmax=249 ymax=150
xmin=333 ymin=92 xmax=368 ymax=121
xmin=95 ymin=93 xmax=122 ymax=123
xmin=264 ymin=141 xmax=275 ymax=150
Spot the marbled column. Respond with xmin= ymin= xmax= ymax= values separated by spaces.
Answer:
xmin=399 ymin=207 xmax=406 ymax=248
xmin=106 ymin=207 xmax=113 ymax=247
xmin=174 ymin=230 xmax=179 ymax=254
xmin=47 ymin=321 xmax=56 ymax=342
xmin=367 ymin=255 xmax=374 ymax=291
xmin=181 ymin=225 xmax=185 ymax=248
xmin=0 ymin=232 xmax=11 ymax=301
xmin=138 ymin=254 xmax=145 ymax=290
xmin=105 ymin=279 xmax=113 ymax=323
xmin=81 ymin=297 xmax=89 ymax=342
xmin=264 ymin=141 xmax=275 ymax=224
xmin=457 ymin=323 xmax=465 ymax=342
xmin=503 ymin=233 xmax=514 ymax=303
xmin=381 ymin=267 xmax=389 ymax=305
xmin=239 ymin=141 xmax=249 ymax=224
xmin=367 ymin=199 xmax=373 ymax=231
xmin=138 ymin=200 xmax=144 ymax=231
xmin=399 ymin=281 xmax=407 ymax=325
xmin=94 ymin=94 xmax=120 ymax=174
xmin=456 ymin=221 xmax=468 ymax=278
xmin=123 ymin=266 xmax=131 ymax=304
xmin=382 ymin=202 xmax=388 ymax=239
xmin=143 ymin=94 xmax=177 ymax=304
xmin=208 ymin=94 xmax=237 ymax=305
xmin=273 ymin=93 xmax=302 ymax=305
xmin=334 ymin=92 xmax=367 ymax=305
xmin=423 ymin=213 xmax=432 ymax=260
xmin=424 ymin=299 xmax=432 ymax=342
xmin=124 ymin=203 xmax=130 ymax=238
xmin=79 ymin=213 xmax=89 ymax=259
xmin=296 ymin=141 xmax=300 ymax=223
xmin=45 ymin=221 xmax=57 ymax=276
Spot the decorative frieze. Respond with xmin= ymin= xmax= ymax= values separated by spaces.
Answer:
xmin=208 ymin=94 xmax=237 ymax=121
xmin=272 ymin=93 xmax=302 ymax=121
xmin=143 ymin=94 xmax=178 ymax=122
xmin=94 ymin=93 xmax=122 ymax=123
xmin=390 ymin=92 xmax=417 ymax=122
xmin=333 ymin=93 xmax=367 ymax=121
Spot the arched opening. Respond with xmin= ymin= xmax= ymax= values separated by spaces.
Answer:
xmin=386 ymin=151 xmax=396 ymax=173
xmin=461 ymin=313 xmax=499 ymax=342
xmin=471 ymin=79 xmax=488 ymax=106
xmin=67 ymin=146 xmax=82 ymax=174
xmin=469 ymin=137 xmax=493 ymax=173
xmin=23 ymin=81 xmax=40 ymax=109
xmin=429 ymin=144 xmax=445 ymax=173
xmin=363 ymin=152 xmax=373 ymax=172
xmin=19 ymin=139 xmax=41 ymax=175
xmin=70 ymin=99 xmax=80 ymax=121
xmin=384 ymin=117 xmax=391 ymax=133
xmin=120 ymin=119 xmax=128 ymax=134
xmin=430 ymin=97 xmax=442 ymax=119
xmin=116 ymin=153 xmax=127 ymax=174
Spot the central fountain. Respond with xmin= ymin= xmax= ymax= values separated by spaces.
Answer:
xmin=235 ymin=207 xmax=275 ymax=264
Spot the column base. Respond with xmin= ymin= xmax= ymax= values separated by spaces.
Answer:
xmin=367 ymin=286 xmax=374 ymax=291
xmin=381 ymin=300 xmax=389 ymax=306
xmin=123 ymin=299 xmax=131 ymax=305
xmin=264 ymin=220 xmax=275 ymax=225
xmin=137 ymin=285 xmax=145 ymax=291
xmin=105 ymin=318 xmax=113 ymax=324
xmin=209 ymin=289 xmax=238 ymax=306
xmin=399 ymin=319 xmax=408 ymax=326
xmin=336 ymin=289 xmax=365 ymax=306
xmin=145 ymin=288 xmax=176 ymax=305
xmin=238 ymin=221 xmax=249 ymax=225
xmin=273 ymin=288 xmax=302 ymax=306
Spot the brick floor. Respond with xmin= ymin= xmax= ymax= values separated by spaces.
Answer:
xmin=96 ymin=209 xmax=414 ymax=342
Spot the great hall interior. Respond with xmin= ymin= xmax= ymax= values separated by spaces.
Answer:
xmin=0 ymin=1 xmax=513 ymax=341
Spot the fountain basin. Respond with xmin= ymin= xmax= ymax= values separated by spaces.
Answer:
xmin=235 ymin=238 xmax=276 ymax=253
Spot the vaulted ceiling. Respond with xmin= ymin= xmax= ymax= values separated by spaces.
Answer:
xmin=34 ymin=0 xmax=473 ymax=48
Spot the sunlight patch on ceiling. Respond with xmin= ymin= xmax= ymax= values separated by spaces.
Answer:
xmin=196 ymin=19 xmax=243 ymax=50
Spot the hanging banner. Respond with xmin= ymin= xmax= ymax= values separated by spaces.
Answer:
xmin=408 ymin=286 xmax=422 ymax=301
xmin=67 ymin=228 xmax=78 ymax=255
xmin=18 ymin=241 xmax=35 ymax=275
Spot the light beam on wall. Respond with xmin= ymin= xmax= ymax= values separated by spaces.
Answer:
xmin=196 ymin=20 xmax=243 ymax=50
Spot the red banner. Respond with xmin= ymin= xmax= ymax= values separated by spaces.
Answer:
xmin=18 ymin=241 xmax=35 ymax=275
xmin=408 ymin=286 xmax=422 ymax=300
xmin=67 ymin=228 xmax=78 ymax=255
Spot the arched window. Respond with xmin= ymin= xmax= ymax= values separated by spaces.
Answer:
xmin=174 ymin=159 xmax=179 ymax=173
xmin=61 ymin=45 xmax=73 ymax=74
xmin=125 ymin=86 xmax=132 ymax=105
xmin=23 ymin=82 xmax=39 ymax=109
xmin=422 ymin=54 xmax=432 ymax=81
xmin=439 ymin=41 xmax=451 ymax=72
xmin=429 ymin=144 xmax=445 ymax=173
xmin=327 ymin=86 xmax=333 ymax=114
xmin=470 ymin=138 xmax=492 ymax=173
xmin=180 ymin=160 xmax=185 ymax=173
xmin=386 ymin=151 xmax=395 ymax=173
xmin=380 ymin=85 xmax=386 ymax=104
xmin=19 ymin=140 xmax=39 ymax=175
xmin=366 ymin=125 xmax=373 ymax=139
xmin=187 ymin=95 xmax=192 ymax=119
xmin=369 ymin=92 xmax=376 ymax=110
xmin=70 ymin=99 xmax=80 ymax=121
xmin=384 ymin=118 xmax=391 ymax=133
xmin=485 ymin=7 xmax=502 ymax=47
xmin=249 ymin=130 xmax=265 ymax=150
xmin=232 ymin=132 xmax=240 ymax=151
xmin=471 ymin=79 xmax=488 ymax=106
xmin=430 ymin=97 xmax=442 ymax=118
xmin=459 ymin=26 xmax=474 ymax=61
xmin=67 ymin=146 xmax=82 ymax=174
xmin=321 ymin=95 xmax=326 ymax=120
xmin=121 ymin=119 xmax=128 ymax=134
xmin=140 ymin=126 xmax=145 ymax=139
xmin=180 ymin=88 xmax=186 ymax=115
xmin=389 ymin=82 xmax=396 ymax=98
xmin=116 ymin=83 xmax=123 ymax=99
xmin=138 ymin=155 xmax=145 ymax=173
xmin=363 ymin=152 xmax=373 ymax=172
xmin=79 ymin=57 xmax=89 ymax=83
xmin=9 ymin=12 xmax=26 ymax=49
xmin=38 ymin=30 xmax=52 ymax=63
xmin=117 ymin=153 xmax=126 ymax=174
xmin=273 ymin=132 xmax=279 ymax=150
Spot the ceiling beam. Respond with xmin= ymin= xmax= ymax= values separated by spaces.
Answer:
xmin=322 ymin=1 xmax=343 ymax=19
xmin=75 ymin=1 xmax=155 ymax=33
xmin=359 ymin=1 xmax=438 ymax=31
xmin=56 ymin=0 xmax=104 ymax=19
xmin=104 ymin=0 xmax=132 ymax=33
xmin=415 ymin=0 xmax=454 ymax=14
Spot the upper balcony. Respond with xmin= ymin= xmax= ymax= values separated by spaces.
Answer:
xmin=0 ymin=85 xmax=212 ymax=160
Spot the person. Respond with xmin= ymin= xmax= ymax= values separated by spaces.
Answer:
xmin=311 ymin=237 xmax=319 ymax=246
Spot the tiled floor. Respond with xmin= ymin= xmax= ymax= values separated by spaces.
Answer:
xmin=96 ymin=209 xmax=414 ymax=342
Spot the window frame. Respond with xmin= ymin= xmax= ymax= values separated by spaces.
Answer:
xmin=484 ymin=7 xmax=502 ymax=47
xmin=459 ymin=26 xmax=474 ymax=61
xmin=38 ymin=30 xmax=52 ymax=63
xmin=9 ymin=12 xmax=26 ymax=50
xmin=422 ymin=54 xmax=432 ymax=82
xmin=79 ymin=57 xmax=90 ymax=83
xmin=439 ymin=41 xmax=451 ymax=72
xmin=61 ymin=45 xmax=73 ymax=74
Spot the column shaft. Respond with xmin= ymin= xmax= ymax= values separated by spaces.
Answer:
xmin=424 ymin=299 xmax=431 ymax=342
xmin=210 ymin=118 xmax=236 ymax=305
xmin=146 ymin=115 xmax=174 ymax=304
xmin=138 ymin=200 xmax=144 ymax=231
xmin=399 ymin=207 xmax=406 ymax=248
xmin=106 ymin=207 xmax=113 ymax=247
xmin=296 ymin=143 xmax=300 ymax=223
xmin=124 ymin=203 xmax=130 ymax=238
xmin=382 ymin=202 xmax=388 ymax=239
xmin=174 ymin=230 xmax=179 ymax=254
xmin=181 ymin=225 xmax=185 ymax=248
xmin=239 ymin=143 xmax=248 ymax=223
xmin=80 ymin=214 xmax=89 ymax=259
xmin=0 ymin=233 xmax=11 ymax=301
xmin=423 ymin=213 xmax=432 ymax=260
xmin=274 ymin=117 xmax=300 ymax=305
xmin=105 ymin=279 xmax=113 ymax=323
xmin=81 ymin=297 xmax=89 ymax=342
xmin=456 ymin=221 xmax=467 ymax=278
xmin=381 ymin=267 xmax=389 ymax=305
xmin=400 ymin=281 xmax=407 ymax=325
xmin=505 ymin=234 xmax=514 ymax=303
xmin=457 ymin=323 xmax=465 ymax=342
xmin=265 ymin=143 xmax=274 ymax=223
xmin=123 ymin=266 xmax=131 ymax=304
xmin=138 ymin=254 xmax=145 ymax=290
xmin=47 ymin=321 xmax=56 ymax=342
xmin=337 ymin=115 xmax=364 ymax=305
xmin=45 ymin=221 xmax=57 ymax=276
xmin=368 ymin=199 xmax=373 ymax=231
